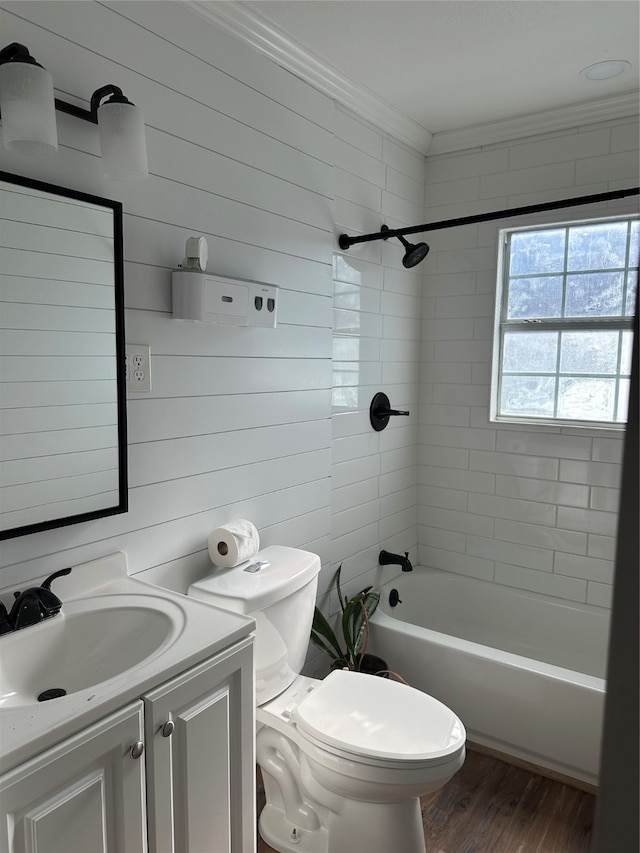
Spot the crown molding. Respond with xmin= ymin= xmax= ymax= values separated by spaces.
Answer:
xmin=188 ymin=1 xmax=638 ymax=158
xmin=187 ymin=0 xmax=432 ymax=155
xmin=428 ymin=91 xmax=640 ymax=156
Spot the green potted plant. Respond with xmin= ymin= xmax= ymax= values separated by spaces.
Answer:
xmin=310 ymin=565 xmax=387 ymax=675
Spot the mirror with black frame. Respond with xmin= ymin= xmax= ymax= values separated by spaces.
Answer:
xmin=0 ymin=171 xmax=128 ymax=540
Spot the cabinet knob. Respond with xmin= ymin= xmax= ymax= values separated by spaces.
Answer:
xmin=161 ymin=720 xmax=175 ymax=738
xmin=130 ymin=741 xmax=144 ymax=760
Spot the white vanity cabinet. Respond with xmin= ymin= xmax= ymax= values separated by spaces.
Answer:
xmin=0 ymin=702 xmax=147 ymax=853
xmin=144 ymin=638 xmax=255 ymax=853
xmin=0 ymin=638 xmax=255 ymax=853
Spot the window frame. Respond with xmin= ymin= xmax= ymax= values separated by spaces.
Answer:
xmin=491 ymin=214 xmax=638 ymax=430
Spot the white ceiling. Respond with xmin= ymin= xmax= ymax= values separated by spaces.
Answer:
xmin=237 ymin=0 xmax=639 ymax=146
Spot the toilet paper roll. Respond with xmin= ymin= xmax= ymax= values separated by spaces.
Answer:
xmin=208 ymin=519 xmax=260 ymax=568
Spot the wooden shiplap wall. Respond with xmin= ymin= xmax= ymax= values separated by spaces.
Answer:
xmin=0 ymin=0 xmax=335 ymax=589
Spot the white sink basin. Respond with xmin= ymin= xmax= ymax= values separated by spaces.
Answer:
xmin=0 ymin=594 xmax=185 ymax=708
xmin=0 ymin=552 xmax=255 ymax=774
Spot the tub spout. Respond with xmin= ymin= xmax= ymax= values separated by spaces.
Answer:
xmin=379 ymin=550 xmax=413 ymax=572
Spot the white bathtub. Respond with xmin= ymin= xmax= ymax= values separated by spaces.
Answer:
xmin=368 ymin=568 xmax=609 ymax=788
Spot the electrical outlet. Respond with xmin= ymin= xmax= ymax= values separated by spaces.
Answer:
xmin=125 ymin=344 xmax=151 ymax=393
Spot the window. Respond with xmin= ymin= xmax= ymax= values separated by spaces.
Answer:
xmin=491 ymin=216 xmax=638 ymax=427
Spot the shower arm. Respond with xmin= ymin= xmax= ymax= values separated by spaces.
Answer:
xmin=338 ymin=186 xmax=640 ymax=250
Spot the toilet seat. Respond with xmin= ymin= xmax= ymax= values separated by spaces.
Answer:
xmin=291 ymin=670 xmax=465 ymax=768
xmin=258 ymin=670 xmax=466 ymax=813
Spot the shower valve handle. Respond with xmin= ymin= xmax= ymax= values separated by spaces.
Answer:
xmin=370 ymin=391 xmax=410 ymax=432
xmin=378 ymin=407 xmax=409 ymax=417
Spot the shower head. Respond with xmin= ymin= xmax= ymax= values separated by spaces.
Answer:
xmin=380 ymin=224 xmax=429 ymax=268
xmin=398 ymin=234 xmax=430 ymax=268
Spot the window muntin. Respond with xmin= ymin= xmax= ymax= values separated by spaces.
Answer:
xmin=492 ymin=217 xmax=638 ymax=427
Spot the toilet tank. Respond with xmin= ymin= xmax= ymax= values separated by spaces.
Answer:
xmin=188 ymin=545 xmax=320 ymax=704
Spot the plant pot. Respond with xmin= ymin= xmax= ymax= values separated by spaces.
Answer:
xmin=357 ymin=653 xmax=389 ymax=677
xmin=330 ymin=653 xmax=389 ymax=676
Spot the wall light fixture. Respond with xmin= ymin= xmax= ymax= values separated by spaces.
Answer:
xmin=0 ymin=42 xmax=148 ymax=180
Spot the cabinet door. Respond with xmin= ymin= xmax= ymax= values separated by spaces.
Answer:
xmin=144 ymin=638 xmax=254 ymax=853
xmin=0 ymin=702 xmax=146 ymax=853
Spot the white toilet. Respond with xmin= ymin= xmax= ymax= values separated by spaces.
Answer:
xmin=189 ymin=545 xmax=465 ymax=853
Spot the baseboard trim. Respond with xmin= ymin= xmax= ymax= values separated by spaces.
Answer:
xmin=467 ymin=740 xmax=598 ymax=795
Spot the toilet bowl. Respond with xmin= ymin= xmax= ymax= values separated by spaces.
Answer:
xmin=188 ymin=545 xmax=466 ymax=853
xmin=257 ymin=670 xmax=465 ymax=853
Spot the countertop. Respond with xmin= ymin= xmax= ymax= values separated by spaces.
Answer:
xmin=0 ymin=552 xmax=254 ymax=774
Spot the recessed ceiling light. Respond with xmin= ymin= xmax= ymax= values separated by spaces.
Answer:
xmin=580 ymin=60 xmax=631 ymax=81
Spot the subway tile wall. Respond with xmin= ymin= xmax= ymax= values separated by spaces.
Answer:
xmin=308 ymin=108 xmax=426 ymax=673
xmin=419 ymin=118 xmax=639 ymax=609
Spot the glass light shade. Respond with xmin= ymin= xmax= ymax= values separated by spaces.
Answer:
xmin=97 ymin=101 xmax=148 ymax=180
xmin=0 ymin=61 xmax=58 ymax=154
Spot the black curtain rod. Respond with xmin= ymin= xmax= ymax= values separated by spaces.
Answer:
xmin=338 ymin=186 xmax=640 ymax=250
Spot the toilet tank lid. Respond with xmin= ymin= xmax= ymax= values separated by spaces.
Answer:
xmin=188 ymin=545 xmax=321 ymax=613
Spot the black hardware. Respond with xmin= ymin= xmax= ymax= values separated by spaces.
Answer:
xmin=379 ymin=550 xmax=413 ymax=572
xmin=380 ymin=224 xmax=429 ymax=269
xmin=370 ymin=392 xmax=409 ymax=432
xmin=0 ymin=44 xmax=139 ymax=126
xmin=389 ymin=589 xmax=402 ymax=607
xmin=7 ymin=568 xmax=71 ymax=631
xmin=41 ymin=567 xmax=72 ymax=591
xmin=339 ymin=187 xmax=640 ymax=252
xmin=9 ymin=590 xmax=44 ymax=630
xmin=0 ymin=171 xmax=128 ymax=541
xmin=55 ymin=85 xmax=135 ymax=126
xmin=37 ymin=688 xmax=67 ymax=702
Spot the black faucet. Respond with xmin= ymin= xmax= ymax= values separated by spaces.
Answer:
xmin=7 ymin=568 xmax=72 ymax=631
xmin=379 ymin=550 xmax=413 ymax=572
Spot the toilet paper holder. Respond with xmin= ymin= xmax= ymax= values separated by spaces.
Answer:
xmin=369 ymin=392 xmax=410 ymax=432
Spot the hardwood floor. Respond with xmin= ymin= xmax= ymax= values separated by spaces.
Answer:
xmin=256 ymin=749 xmax=595 ymax=853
